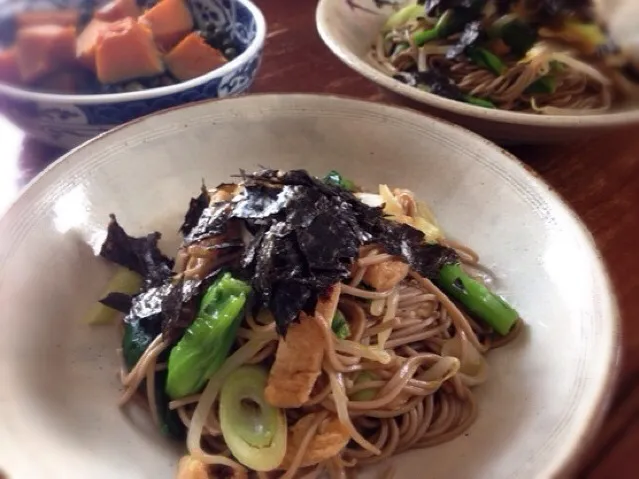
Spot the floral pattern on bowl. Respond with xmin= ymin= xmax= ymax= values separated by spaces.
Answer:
xmin=0 ymin=0 xmax=265 ymax=149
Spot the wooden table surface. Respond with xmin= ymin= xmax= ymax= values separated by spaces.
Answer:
xmin=1 ymin=0 xmax=638 ymax=476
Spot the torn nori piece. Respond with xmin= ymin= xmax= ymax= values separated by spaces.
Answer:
xmin=99 ymin=215 xmax=174 ymax=288
xmin=99 ymin=168 xmax=458 ymax=338
xmin=179 ymin=183 xmax=210 ymax=237
xmin=100 ymin=292 xmax=134 ymax=314
xmin=103 ymin=240 xmax=224 ymax=345
xmin=160 ymin=277 xmax=200 ymax=344
xmin=446 ymin=21 xmax=482 ymax=59
xmin=416 ymin=70 xmax=465 ymax=101
xmin=235 ymin=169 xmax=458 ymax=335
xmin=183 ymin=202 xmax=232 ymax=245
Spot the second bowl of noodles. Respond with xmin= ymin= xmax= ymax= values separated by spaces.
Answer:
xmin=316 ymin=0 xmax=639 ymax=144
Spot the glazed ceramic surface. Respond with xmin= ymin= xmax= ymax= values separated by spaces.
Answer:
xmin=316 ymin=0 xmax=639 ymax=144
xmin=0 ymin=0 xmax=265 ymax=149
xmin=0 ymin=94 xmax=618 ymax=479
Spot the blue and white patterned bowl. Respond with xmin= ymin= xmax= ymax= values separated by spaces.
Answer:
xmin=0 ymin=0 xmax=266 ymax=149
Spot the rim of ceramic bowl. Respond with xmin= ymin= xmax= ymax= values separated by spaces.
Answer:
xmin=9 ymin=93 xmax=621 ymax=478
xmin=0 ymin=0 xmax=266 ymax=105
xmin=315 ymin=0 xmax=639 ymax=129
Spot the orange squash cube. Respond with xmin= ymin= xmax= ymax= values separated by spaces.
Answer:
xmin=95 ymin=0 xmax=141 ymax=22
xmin=138 ymin=0 xmax=194 ymax=52
xmin=16 ymin=9 xmax=79 ymax=28
xmin=0 ymin=48 xmax=22 ymax=85
xmin=76 ymin=18 xmax=111 ymax=71
xmin=165 ymin=32 xmax=226 ymax=82
xmin=95 ymin=18 xmax=164 ymax=84
xmin=16 ymin=25 xmax=77 ymax=83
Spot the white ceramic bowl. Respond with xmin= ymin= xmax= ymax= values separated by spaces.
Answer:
xmin=0 ymin=0 xmax=266 ymax=149
xmin=316 ymin=0 xmax=639 ymax=144
xmin=0 ymin=94 xmax=618 ymax=479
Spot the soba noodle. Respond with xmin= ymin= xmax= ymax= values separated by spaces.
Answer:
xmin=118 ymin=246 xmax=521 ymax=478
xmin=370 ymin=1 xmax=637 ymax=114
xmin=103 ymin=170 xmax=523 ymax=479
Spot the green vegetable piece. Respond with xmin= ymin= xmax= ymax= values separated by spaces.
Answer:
xmin=323 ymin=170 xmax=356 ymax=192
xmin=488 ymin=14 xmax=537 ymax=57
xmin=155 ymin=369 xmax=186 ymax=439
xmin=438 ymin=263 xmax=519 ymax=336
xmin=436 ymin=8 xmax=473 ymax=38
xmin=464 ymin=95 xmax=496 ymax=109
xmin=331 ymin=309 xmax=351 ymax=339
xmin=219 ymin=365 xmax=287 ymax=471
xmin=166 ymin=272 xmax=251 ymax=399
xmin=351 ymin=371 xmax=379 ymax=401
xmin=413 ymin=27 xmax=439 ymax=46
xmin=122 ymin=320 xmax=153 ymax=370
xmin=526 ymin=76 xmax=557 ymax=94
xmin=467 ymin=47 xmax=506 ymax=76
xmin=383 ymin=3 xmax=425 ymax=32
xmin=86 ymin=267 xmax=142 ymax=325
xmin=121 ymin=321 xmax=185 ymax=439
xmin=413 ymin=8 xmax=477 ymax=47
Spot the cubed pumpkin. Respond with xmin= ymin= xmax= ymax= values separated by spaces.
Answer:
xmin=138 ymin=0 xmax=194 ymax=52
xmin=16 ymin=25 xmax=77 ymax=83
xmin=165 ymin=32 xmax=227 ymax=82
xmin=95 ymin=18 xmax=164 ymax=84
xmin=76 ymin=18 xmax=111 ymax=71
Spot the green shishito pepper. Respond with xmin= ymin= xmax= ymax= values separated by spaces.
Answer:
xmin=438 ymin=263 xmax=519 ymax=336
xmin=166 ymin=272 xmax=251 ymax=399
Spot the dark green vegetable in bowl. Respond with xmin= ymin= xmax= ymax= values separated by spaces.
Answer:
xmin=488 ymin=14 xmax=537 ymax=57
xmin=122 ymin=320 xmax=185 ymax=439
xmin=166 ymin=272 xmax=251 ymax=399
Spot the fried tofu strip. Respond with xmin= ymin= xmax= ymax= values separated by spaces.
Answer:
xmin=363 ymin=258 xmax=409 ymax=291
xmin=264 ymin=285 xmax=341 ymax=408
xmin=279 ymin=412 xmax=350 ymax=469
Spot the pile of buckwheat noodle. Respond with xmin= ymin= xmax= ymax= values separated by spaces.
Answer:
xmin=116 ymin=181 xmax=522 ymax=479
